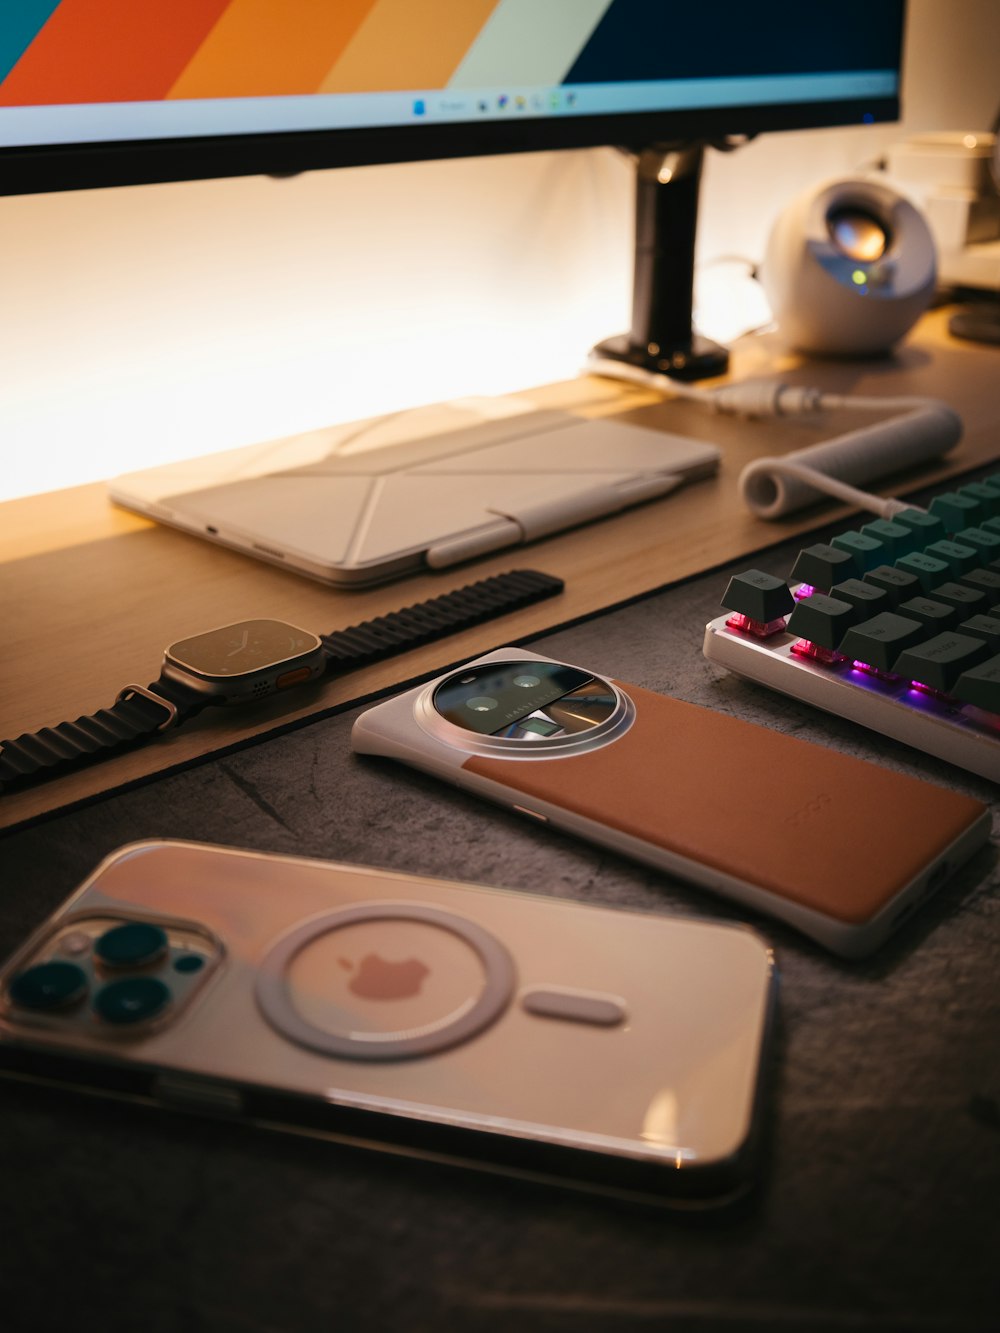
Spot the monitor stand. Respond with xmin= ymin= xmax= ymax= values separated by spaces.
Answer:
xmin=591 ymin=143 xmax=729 ymax=383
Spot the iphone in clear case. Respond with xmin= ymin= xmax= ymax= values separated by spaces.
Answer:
xmin=0 ymin=840 xmax=776 ymax=1209
xmin=351 ymin=648 xmax=989 ymax=958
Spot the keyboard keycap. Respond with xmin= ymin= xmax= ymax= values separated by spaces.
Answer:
xmin=895 ymin=550 xmax=950 ymax=591
xmin=958 ymin=567 xmax=1000 ymax=605
xmin=956 ymin=527 xmax=1000 ymax=559
xmin=830 ymin=578 xmax=890 ymax=616
xmin=832 ymin=530 xmax=884 ymax=573
xmin=952 ymin=655 xmax=1000 ymax=714
xmin=863 ymin=564 xmax=921 ymax=606
xmin=890 ymin=632 xmax=989 ymax=693
xmin=896 ymin=596 xmax=958 ymax=632
xmin=893 ymin=508 xmax=945 ymax=542
xmin=958 ymin=614 xmax=1000 ymax=651
xmin=720 ymin=569 xmax=795 ymax=624
xmin=923 ymin=581 xmax=988 ymax=617
xmin=789 ymin=543 xmax=857 ymax=590
xmin=959 ymin=482 xmax=1000 ymax=518
xmin=929 ymin=491 xmax=982 ymax=531
xmin=836 ymin=612 xmax=926 ymax=672
xmin=925 ymin=539 xmax=978 ymax=577
xmin=787 ymin=593 xmax=857 ymax=650
xmin=860 ymin=518 xmax=916 ymax=559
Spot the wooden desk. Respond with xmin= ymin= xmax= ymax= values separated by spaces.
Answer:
xmin=2 ymin=308 xmax=998 ymax=830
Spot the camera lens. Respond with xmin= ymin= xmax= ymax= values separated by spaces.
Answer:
xmin=94 ymin=922 xmax=168 ymax=968
xmin=8 ymin=961 xmax=88 ymax=1011
xmin=512 ymin=674 xmax=541 ymax=689
xmin=94 ymin=977 xmax=171 ymax=1025
xmin=465 ymin=696 xmax=498 ymax=713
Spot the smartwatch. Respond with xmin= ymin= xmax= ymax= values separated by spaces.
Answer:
xmin=0 ymin=569 xmax=563 ymax=792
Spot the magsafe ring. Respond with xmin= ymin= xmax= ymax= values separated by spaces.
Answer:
xmin=255 ymin=902 xmax=515 ymax=1060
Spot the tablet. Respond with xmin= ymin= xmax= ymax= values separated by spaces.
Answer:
xmin=109 ymin=407 xmax=720 ymax=587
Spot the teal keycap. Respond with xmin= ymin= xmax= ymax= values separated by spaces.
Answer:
xmin=924 ymin=539 xmax=978 ymax=577
xmin=860 ymin=518 xmax=916 ymax=559
xmin=952 ymin=654 xmax=1000 ymax=714
xmin=892 ymin=508 xmax=945 ymax=542
xmin=831 ymin=530 xmax=884 ymax=573
xmin=957 ymin=527 xmax=1000 ymax=559
xmin=836 ymin=612 xmax=926 ymax=672
xmin=891 ymin=632 xmax=990 ymax=693
xmin=959 ymin=482 xmax=1000 ymax=518
xmin=929 ymin=491 xmax=982 ymax=531
xmin=895 ymin=550 xmax=950 ymax=592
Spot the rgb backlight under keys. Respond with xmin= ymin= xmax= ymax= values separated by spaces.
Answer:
xmin=706 ymin=481 xmax=1000 ymax=781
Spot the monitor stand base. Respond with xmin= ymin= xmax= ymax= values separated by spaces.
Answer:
xmin=590 ymin=332 xmax=729 ymax=384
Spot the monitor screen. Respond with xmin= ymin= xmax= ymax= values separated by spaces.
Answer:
xmin=1 ymin=1 xmax=906 ymax=194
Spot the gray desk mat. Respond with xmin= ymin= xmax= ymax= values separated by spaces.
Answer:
xmin=1 ymin=496 xmax=997 ymax=1333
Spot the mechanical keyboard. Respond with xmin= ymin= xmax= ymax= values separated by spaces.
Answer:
xmin=703 ymin=479 xmax=1000 ymax=782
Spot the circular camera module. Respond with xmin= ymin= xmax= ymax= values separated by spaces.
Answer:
xmin=431 ymin=660 xmax=621 ymax=743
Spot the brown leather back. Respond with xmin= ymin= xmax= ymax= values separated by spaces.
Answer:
xmin=463 ymin=683 xmax=985 ymax=924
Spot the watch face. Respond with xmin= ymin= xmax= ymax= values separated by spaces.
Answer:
xmin=166 ymin=620 xmax=321 ymax=678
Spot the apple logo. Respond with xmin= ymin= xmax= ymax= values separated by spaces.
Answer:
xmin=341 ymin=953 xmax=430 ymax=1001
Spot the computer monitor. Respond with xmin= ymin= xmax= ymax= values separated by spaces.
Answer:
xmin=0 ymin=1 xmax=906 ymax=380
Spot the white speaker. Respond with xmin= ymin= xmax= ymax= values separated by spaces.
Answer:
xmin=761 ymin=176 xmax=937 ymax=356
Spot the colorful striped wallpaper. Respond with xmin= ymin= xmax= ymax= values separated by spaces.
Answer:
xmin=0 ymin=0 xmax=617 ymax=107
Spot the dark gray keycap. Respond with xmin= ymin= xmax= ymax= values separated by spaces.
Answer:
xmin=890 ymin=632 xmax=989 ymax=693
xmin=720 ymin=569 xmax=795 ymax=622
xmin=836 ymin=612 xmax=926 ymax=672
xmin=952 ymin=655 xmax=1000 ymax=714
xmin=787 ymin=593 xmax=857 ymax=650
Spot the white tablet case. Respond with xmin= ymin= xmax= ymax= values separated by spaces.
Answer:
xmin=109 ymin=407 xmax=720 ymax=587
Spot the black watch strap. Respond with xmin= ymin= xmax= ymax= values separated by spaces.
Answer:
xmin=0 ymin=568 xmax=564 ymax=794
xmin=319 ymin=568 xmax=564 ymax=670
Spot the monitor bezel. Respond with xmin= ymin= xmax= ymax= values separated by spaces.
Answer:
xmin=0 ymin=94 xmax=900 ymax=196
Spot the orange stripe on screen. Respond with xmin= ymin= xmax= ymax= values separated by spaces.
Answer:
xmin=0 ymin=0 xmax=234 ymax=106
xmin=320 ymin=0 xmax=501 ymax=95
xmin=167 ymin=0 xmax=382 ymax=100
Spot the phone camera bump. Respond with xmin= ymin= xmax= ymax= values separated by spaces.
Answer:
xmin=8 ymin=961 xmax=88 ymax=1012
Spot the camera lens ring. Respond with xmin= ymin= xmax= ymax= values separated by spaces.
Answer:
xmin=94 ymin=976 xmax=171 ymax=1025
xmin=416 ymin=655 xmax=634 ymax=760
xmin=94 ymin=921 xmax=169 ymax=969
xmin=8 ymin=960 xmax=88 ymax=1012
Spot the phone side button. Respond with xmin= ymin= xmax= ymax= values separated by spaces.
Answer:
xmin=512 ymin=805 xmax=548 ymax=822
xmin=154 ymin=1073 xmax=244 ymax=1116
xmin=521 ymin=987 xmax=627 ymax=1027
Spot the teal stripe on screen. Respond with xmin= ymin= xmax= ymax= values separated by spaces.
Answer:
xmin=0 ymin=1 xmax=63 ymax=85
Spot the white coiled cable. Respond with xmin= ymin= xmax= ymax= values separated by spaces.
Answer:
xmin=599 ymin=364 xmax=964 ymax=520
